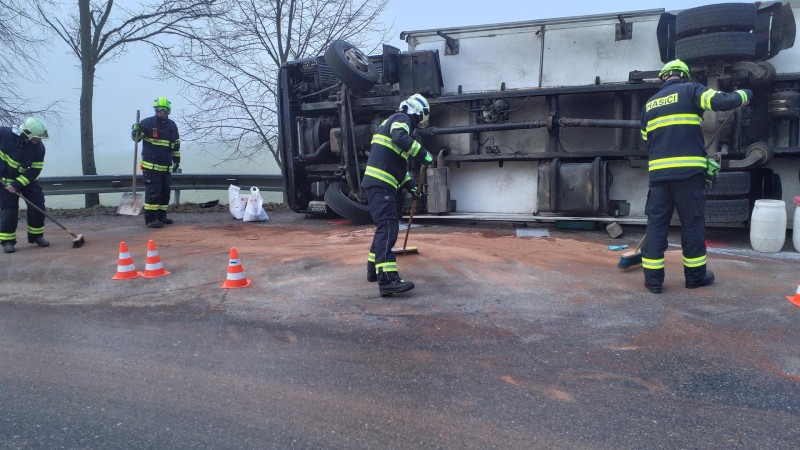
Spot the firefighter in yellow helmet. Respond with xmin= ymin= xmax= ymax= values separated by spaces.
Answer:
xmin=132 ymin=97 xmax=181 ymax=228
xmin=639 ymin=60 xmax=751 ymax=293
xmin=0 ymin=117 xmax=50 ymax=253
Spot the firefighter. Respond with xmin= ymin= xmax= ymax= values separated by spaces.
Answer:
xmin=0 ymin=117 xmax=50 ymax=254
xmin=362 ymin=93 xmax=434 ymax=297
xmin=132 ymin=97 xmax=181 ymax=228
xmin=639 ymin=59 xmax=751 ymax=293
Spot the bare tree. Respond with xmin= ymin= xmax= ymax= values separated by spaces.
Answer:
xmin=37 ymin=0 xmax=220 ymax=206
xmin=0 ymin=0 xmax=59 ymax=126
xmin=156 ymin=0 xmax=390 ymax=174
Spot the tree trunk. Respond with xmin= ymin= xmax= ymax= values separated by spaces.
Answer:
xmin=79 ymin=0 xmax=99 ymax=207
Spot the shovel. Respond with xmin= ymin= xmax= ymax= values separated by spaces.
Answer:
xmin=117 ymin=110 xmax=144 ymax=216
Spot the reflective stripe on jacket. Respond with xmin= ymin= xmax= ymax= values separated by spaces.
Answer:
xmin=361 ymin=112 xmax=430 ymax=191
xmin=0 ymin=127 xmax=45 ymax=190
xmin=640 ymin=79 xmax=749 ymax=182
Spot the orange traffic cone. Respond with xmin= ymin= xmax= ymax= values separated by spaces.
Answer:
xmin=112 ymin=241 xmax=139 ymax=280
xmin=140 ymin=239 xmax=171 ymax=278
xmin=786 ymin=285 xmax=800 ymax=307
xmin=221 ymin=247 xmax=251 ymax=288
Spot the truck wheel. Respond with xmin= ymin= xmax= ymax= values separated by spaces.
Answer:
xmin=675 ymin=3 xmax=757 ymax=39
xmin=675 ymin=32 xmax=756 ymax=61
xmin=324 ymin=181 xmax=373 ymax=224
xmin=748 ymin=62 xmax=776 ymax=87
xmin=768 ymin=91 xmax=800 ymax=118
xmin=705 ymin=198 xmax=750 ymax=223
xmin=706 ymin=171 xmax=751 ymax=197
xmin=324 ymin=40 xmax=378 ymax=93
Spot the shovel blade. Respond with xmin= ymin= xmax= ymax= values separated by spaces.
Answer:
xmin=117 ymin=192 xmax=144 ymax=216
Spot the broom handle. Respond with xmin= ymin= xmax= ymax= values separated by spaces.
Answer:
xmin=401 ymin=201 xmax=415 ymax=250
xmin=401 ymin=166 xmax=426 ymax=250
xmin=0 ymin=180 xmax=77 ymax=238
xmin=634 ymin=233 xmax=646 ymax=252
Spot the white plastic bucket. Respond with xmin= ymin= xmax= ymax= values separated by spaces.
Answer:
xmin=793 ymin=196 xmax=800 ymax=252
xmin=750 ymin=199 xmax=786 ymax=253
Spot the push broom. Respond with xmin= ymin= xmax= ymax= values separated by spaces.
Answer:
xmin=0 ymin=181 xmax=86 ymax=248
xmin=617 ymin=234 xmax=645 ymax=269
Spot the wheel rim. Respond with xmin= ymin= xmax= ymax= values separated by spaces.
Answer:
xmin=344 ymin=48 xmax=371 ymax=73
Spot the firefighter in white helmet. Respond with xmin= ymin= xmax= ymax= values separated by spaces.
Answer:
xmin=0 ymin=117 xmax=50 ymax=253
xmin=361 ymin=93 xmax=434 ymax=297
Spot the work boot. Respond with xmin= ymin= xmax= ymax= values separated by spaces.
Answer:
xmin=686 ymin=270 xmax=715 ymax=289
xmin=28 ymin=236 xmax=50 ymax=247
xmin=644 ymin=283 xmax=663 ymax=294
xmin=159 ymin=216 xmax=174 ymax=225
xmin=378 ymin=272 xmax=415 ymax=297
xmin=2 ymin=241 xmax=15 ymax=254
xmin=367 ymin=261 xmax=377 ymax=282
xmin=146 ymin=220 xmax=164 ymax=229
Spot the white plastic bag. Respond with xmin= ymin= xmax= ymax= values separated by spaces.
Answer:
xmin=243 ymin=186 xmax=269 ymax=222
xmin=228 ymin=184 xmax=249 ymax=220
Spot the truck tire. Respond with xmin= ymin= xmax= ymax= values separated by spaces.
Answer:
xmin=675 ymin=32 xmax=756 ymax=61
xmin=706 ymin=198 xmax=750 ymax=223
xmin=324 ymin=40 xmax=378 ymax=93
xmin=324 ymin=181 xmax=373 ymax=224
xmin=768 ymin=91 xmax=800 ymax=118
xmin=706 ymin=171 xmax=751 ymax=197
xmin=675 ymin=3 xmax=757 ymax=39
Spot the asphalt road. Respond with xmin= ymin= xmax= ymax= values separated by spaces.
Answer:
xmin=1 ymin=209 xmax=800 ymax=449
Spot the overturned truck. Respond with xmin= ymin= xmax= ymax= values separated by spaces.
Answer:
xmin=277 ymin=2 xmax=800 ymax=226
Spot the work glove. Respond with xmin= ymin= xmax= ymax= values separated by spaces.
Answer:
xmin=409 ymin=186 xmax=422 ymax=199
xmin=705 ymin=155 xmax=721 ymax=189
xmin=131 ymin=123 xmax=143 ymax=142
xmin=172 ymin=162 xmax=180 ymax=173
xmin=423 ymin=151 xmax=433 ymax=166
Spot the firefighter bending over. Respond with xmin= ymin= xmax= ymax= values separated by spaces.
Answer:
xmin=362 ymin=94 xmax=434 ymax=297
xmin=639 ymin=59 xmax=751 ymax=293
xmin=0 ymin=117 xmax=50 ymax=254
xmin=132 ymin=97 xmax=181 ymax=228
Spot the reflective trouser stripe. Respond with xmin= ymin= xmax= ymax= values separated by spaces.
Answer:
xmin=683 ymin=254 xmax=706 ymax=268
xmin=27 ymin=225 xmax=44 ymax=235
xmin=376 ymin=261 xmax=398 ymax=273
xmin=642 ymin=257 xmax=665 ymax=270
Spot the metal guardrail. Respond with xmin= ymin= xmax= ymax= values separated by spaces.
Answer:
xmin=37 ymin=174 xmax=284 ymax=195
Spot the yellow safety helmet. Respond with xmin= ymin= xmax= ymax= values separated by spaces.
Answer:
xmin=153 ymin=96 xmax=172 ymax=112
xmin=659 ymin=59 xmax=690 ymax=80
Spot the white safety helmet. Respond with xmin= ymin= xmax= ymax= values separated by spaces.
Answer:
xmin=19 ymin=117 xmax=49 ymax=141
xmin=399 ymin=93 xmax=430 ymax=126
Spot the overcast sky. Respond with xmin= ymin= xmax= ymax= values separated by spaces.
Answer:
xmin=28 ymin=0 xmax=720 ymax=179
